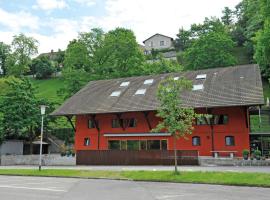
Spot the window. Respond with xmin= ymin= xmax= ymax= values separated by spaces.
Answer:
xmin=193 ymin=84 xmax=204 ymax=91
xmin=225 ymin=136 xmax=235 ymax=146
xmin=174 ymin=77 xmax=179 ymax=80
xmin=192 ymin=136 xmax=201 ymax=146
xmin=150 ymin=41 xmax=154 ymax=47
xmin=160 ymin=41 xmax=165 ymax=46
xmin=147 ymin=140 xmax=161 ymax=150
xmin=84 ymin=138 xmax=90 ymax=146
xmin=108 ymin=140 xmax=120 ymax=150
xmin=214 ymin=115 xmax=228 ymax=125
xmin=161 ymin=140 xmax=167 ymax=150
xmin=110 ymin=91 xmax=121 ymax=97
xmin=120 ymin=140 xmax=127 ymax=150
xmin=112 ymin=119 xmax=122 ymax=128
xmin=88 ymin=119 xmax=98 ymax=129
xmin=140 ymin=140 xmax=147 ymax=150
xmin=196 ymin=74 xmax=207 ymax=79
xmin=127 ymin=140 xmax=140 ymax=150
xmin=196 ymin=116 xmax=208 ymax=125
xmin=144 ymin=79 xmax=154 ymax=85
xmin=135 ymin=89 xmax=146 ymax=95
xmin=126 ymin=118 xmax=137 ymax=128
xmin=120 ymin=81 xmax=130 ymax=87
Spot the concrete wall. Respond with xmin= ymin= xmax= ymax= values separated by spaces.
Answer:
xmin=0 ymin=154 xmax=76 ymax=166
xmin=144 ymin=34 xmax=173 ymax=51
xmin=0 ymin=140 xmax=23 ymax=155
xmin=199 ymin=157 xmax=270 ymax=166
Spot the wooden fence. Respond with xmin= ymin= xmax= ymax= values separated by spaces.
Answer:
xmin=76 ymin=150 xmax=199 ymax=165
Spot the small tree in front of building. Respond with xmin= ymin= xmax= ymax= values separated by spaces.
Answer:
xmin=152 ymin=77 xmax=196 ymax=173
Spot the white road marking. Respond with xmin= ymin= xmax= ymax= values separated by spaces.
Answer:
xmin=0 ymin=185 xmax=67 ymax=192
xmin=156 ymin=194 xmax=194 ymax=199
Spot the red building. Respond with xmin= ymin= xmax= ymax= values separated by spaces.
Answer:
xmin=52 ymin=64 xmax=264 ymax=164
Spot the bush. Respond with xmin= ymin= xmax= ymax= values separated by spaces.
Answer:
xmin=242 ymin=149 xmax=249 ymax=160
xmin=254 ymin=150 xmax=262 ymax=160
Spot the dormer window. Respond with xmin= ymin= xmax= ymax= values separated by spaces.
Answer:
xmin=135 ymin=89 xmax=146 ymax=95
xmin=120 ymin=81 xmax=130 ymax=87
xmin=110 ymin=91 xmax=121 ymax=97
xmin=196 ymin=74 xmax=207 ymax=80
xmin=144 ymin=79 xmax=154 ymax=85
xmin=193 ymin=84 xmax=204 ymax=91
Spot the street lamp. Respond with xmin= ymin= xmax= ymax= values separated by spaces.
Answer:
xmin=39 ymin=105 xmax=46 ymax=171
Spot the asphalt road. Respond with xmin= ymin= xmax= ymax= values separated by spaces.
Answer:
xmin=0 ymin=176 xmax=269 ymax=200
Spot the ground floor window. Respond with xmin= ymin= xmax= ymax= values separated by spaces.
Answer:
xmin=108 ymin=140 xmax=167 ymax=150
xmin=192 ymin=136 xmax=201 ymax=146
xmin=84 ymin=138 xmax=90 ymax=146
xmin=225 ymin=136 xmax=235 ymax=146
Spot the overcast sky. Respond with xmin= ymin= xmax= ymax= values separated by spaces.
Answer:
xmin=0 ymin=0 xmax=241 ymax=54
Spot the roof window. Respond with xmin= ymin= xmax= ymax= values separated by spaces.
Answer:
xmin=174 ymin=77 xmax=179 ymax=80
xmin=196 ymin=74 xmax=207 ymax=80
xmin=120 ymin=81 xmax=130 ymax=87
xmin=193 ymin=84 xmax=204 ymax=91
xmin=135 ymin=89 xmax=146 ymax=95
xmin=110 ymin=91 xmax=121 ymax=97
xmin=144 ymin=79 xmax=154 ymax=85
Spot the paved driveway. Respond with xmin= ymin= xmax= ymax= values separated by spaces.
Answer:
xmin=0 ymin=175 xmax=269 ymax=200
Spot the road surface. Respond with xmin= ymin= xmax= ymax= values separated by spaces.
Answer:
xmin=0 ymin=175 xmax=269 ymax=200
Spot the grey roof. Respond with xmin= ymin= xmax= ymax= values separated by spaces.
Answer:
xmin=143 ymin=33 xmax=174 ymax=43
xmin=52 ymin=64 xmax=264 ymax=116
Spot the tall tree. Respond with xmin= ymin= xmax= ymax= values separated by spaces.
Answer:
xmin=0 ymin=42 xmax=11 ymax=76
xmin=0 ymin=78 xmax=53 ymax=153
xmin=174 ymin=27 xmax=192 ymax=51
xmin=6 ymin=34 xmax=38 ymax=77
xmin=31 ymin=56 xmax=55 ymax=79
xmin=183 ymin=31 xmax=236 ymax=70
xmin=221 ymin=7 xmax=234 ymax=26
xmin=152 ymin=77 xmax=196 ymax=173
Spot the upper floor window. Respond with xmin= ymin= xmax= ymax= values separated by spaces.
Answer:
xmin=126 ymin=118 xmax=137 ymax=128
xmin=150 ymin=41 xmax=154 ymax=47
xmin=225 ymin=136 xmax=235 ymax=146
xmin=160 ymin=41 xmax=165 ymax=46
xmin=84 ymin=138 xmax=90 ymax=146
xmin=112 ymin=119 xmax=122 ymax=128
xmin=88 ymin=119 xmax=98 ymax=129
xmin=192 ymin=136 xmax=201 ymax=146
xmin=196 ymin=115 xmax=228 ymax=125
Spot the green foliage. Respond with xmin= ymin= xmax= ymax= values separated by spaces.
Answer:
xmin=0 ymin=78 xmax=54 ymax=151
xmin=153 ymin=77 xmax=196 ymax=138
xmin=31 ymin=56 xmax=55 ymax=79
xmin=221 ymin=7 xmax=234 ymax=26
xmin=0 ymin=42 xmax=11 ymax=76
xmin=6 ymin=34 xmax=38 ymax=77
xmin=183 ymin=31 xmax=236 ymax=70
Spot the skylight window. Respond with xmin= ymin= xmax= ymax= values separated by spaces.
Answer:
xmin=110 ymin=91 xmax=121 ymax=97
xmin=135 ymin=89 xmax=146 ymax=95
xmin=120 ymin=81 xmax=130 ymax=87
xmin=144 ymin=79 xmax=154 ymax=85
xmin=174 ymin=77 xmax=179 ymax=80
xmin=196 ymin=74 xmax=207 ymax=80
xmin=193 ymin=84 xmax=204 ymax=91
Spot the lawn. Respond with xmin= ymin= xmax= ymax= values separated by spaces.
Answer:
xmin=30 ymin=77 xmax=66 ymax=104
xmin=0 ymin=169 xmax=270 ymax=187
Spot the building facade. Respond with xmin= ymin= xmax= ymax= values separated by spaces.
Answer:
xmin=143 ymin=33 xmax=174 ymax=53
xmin=52 ymin=64 xmax=264 ymax=161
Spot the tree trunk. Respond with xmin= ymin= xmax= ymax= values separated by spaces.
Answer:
xmin=173 ymin=136 xmax=178 ymax=173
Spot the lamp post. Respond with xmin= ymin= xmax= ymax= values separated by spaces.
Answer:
xmin=39 ymin=105 xmax=46 ymax=171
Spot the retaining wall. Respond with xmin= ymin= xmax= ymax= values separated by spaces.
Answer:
xmin=0 ymin=154 xmax=76 ymax=166
xmin=199 ymin=157 xmax=270 ymax=166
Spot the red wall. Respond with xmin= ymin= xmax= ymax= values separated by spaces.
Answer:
xmin=74 ymin=106 xmax=250 ymax=157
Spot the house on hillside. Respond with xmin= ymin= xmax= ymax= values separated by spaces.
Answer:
xmin=52 ymin=64 xmax=264 ymax=165
xmin=143 ymin=33 xmax=177 ymax=61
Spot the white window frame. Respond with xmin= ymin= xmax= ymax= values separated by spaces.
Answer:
xmin=120 ymin=81 xmax=130 ymax=87
xmin=193 ymin=84 xmax=204 ymax=91
xmin=110 ymin=91 xmax=121 ymax=97
xmin=135 ymin=89 xmax=146 ymax=95
xmin=144 ymin=79 xmax=154 ymax=85
xmin=196 ymin=74 xmax=207 ymax=79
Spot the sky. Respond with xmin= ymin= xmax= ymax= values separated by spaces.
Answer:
xmin=0 ymin=0 xmax=241 ymax=54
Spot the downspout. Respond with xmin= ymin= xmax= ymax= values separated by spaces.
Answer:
xmin=207 ymin=108 xmax=215 ymax=156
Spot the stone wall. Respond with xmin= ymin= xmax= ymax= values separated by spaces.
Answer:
xmin=199 ymin=157 xmax=270 ymax=166
xmin=0 ymin=154 xmax=76 ymax=166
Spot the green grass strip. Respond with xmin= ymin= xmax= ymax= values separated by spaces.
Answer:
xmin=0 ymin=169 xmax=270 ymax=187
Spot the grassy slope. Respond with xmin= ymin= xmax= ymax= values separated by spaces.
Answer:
xmin=0 ymin=169 xmax=270 ymax=187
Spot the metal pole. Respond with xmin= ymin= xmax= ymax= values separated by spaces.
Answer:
xmin=39 ymin=115 xmax=44 ymax=171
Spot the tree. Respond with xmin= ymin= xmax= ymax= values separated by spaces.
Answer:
xmin=183 ymin=31 xmax=236 ymax=70
xmin=152 ymin=77 xmax=196 ymax=173
xmin=63 ymin=39 xmax=89 ymax=71
xmin=254 ymin=0 xmax=270 ymax=78
xmin=31 ymin=56 xmax=55 ymax=79
xmin=0 ymin=42 xmax=11 ymax=76
xmin=221 ymin=7 xmax=234 ymax=26
xmin=0 ymin=78 xmax=53 ymax=153
xmin=174 ymin=27 xmax=192 ymax=51
xmin=6 ymin=34 xmax=38 ymax=77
